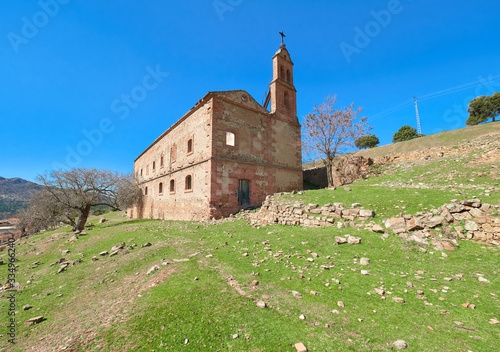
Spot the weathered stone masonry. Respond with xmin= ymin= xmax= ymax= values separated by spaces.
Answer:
xmin=129 ymin=44 xmax=303 ymax=221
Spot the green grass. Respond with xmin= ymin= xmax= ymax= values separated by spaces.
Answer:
xmin=1 ymin=200 xmax=499 ymax=351
xmin=1 ymin=124 xmax=499 ymax=351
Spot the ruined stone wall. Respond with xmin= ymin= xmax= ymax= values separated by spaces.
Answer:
xmin=303 ymin=156 xmax=372 ymax=188
xmin=249 ymin=193 xmax=375 ymax=227
xmin=303 ymin=167 xmax=328 ymax=188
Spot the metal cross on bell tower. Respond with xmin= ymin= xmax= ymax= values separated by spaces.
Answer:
xmin=279 ymin=31 xmax=286 ymax=48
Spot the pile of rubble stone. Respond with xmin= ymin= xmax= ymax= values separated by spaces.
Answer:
xmin=383 ymin=199 xmax=500 ymax=247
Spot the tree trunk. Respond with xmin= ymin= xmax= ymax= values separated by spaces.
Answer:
xmin=324 ymin=158 xmax=334 ymax=188
xmin=76 ymin=205 xmax=92 ymax=231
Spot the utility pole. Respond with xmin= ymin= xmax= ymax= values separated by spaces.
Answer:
xmin=413 ymin=97 xmax=422 ymax=136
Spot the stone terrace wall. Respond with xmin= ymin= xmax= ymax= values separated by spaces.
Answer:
xmin=249 ymin=193 xmax=375 ymax=227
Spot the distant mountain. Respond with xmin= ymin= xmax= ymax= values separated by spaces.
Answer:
xmin=0 ymin=177 xmax=42 ymax=219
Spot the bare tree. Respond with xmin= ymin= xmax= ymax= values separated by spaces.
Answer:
xmin=17 ymin=188 xmax=79 ymax=236
xmin=30 ymin=168 xmax=142 ymax=232
xmin=302 ymin=95 xmax=370 ymax=187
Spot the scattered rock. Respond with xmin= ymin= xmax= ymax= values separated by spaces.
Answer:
xmin=256 ymin=300 xmax=266 ymax=308
xmin=360 ymin=209 xmax=375 ymax=218
xmin=23 ymin=304 xmax=32 ymax=311
xmin=294 ymin=342 xmax=308 ymax=352
xmin=337 ymin=301 xmax=345 ymax=308
xmin=99 ymin=251 xmax=108 ymax=256
xmin=360 ymin=257 xmax=370 ymax=266
xmin=299 ymin=314 xmax=306 ymax=320
xmin=109 ymin=250 xmax=119 ymax=257
xmin=392 ymin=297 xmax=405 ymax=303
xmin=347 ymin=236 xmax=361 ymax=244
xmin=146 ymin=265 xmax=160 ymax=275
xmin=478 ymin=276 xmax=490 ymax=284
xmin=24 ymin=316 xmax=44 ymax=327
xmin=393 ymin=340 xmax=408 ymax=349
xmin=335 ymin=236 xmax=347 ymax=244
xmin=292 ymin=291 xmax=303 ymax=299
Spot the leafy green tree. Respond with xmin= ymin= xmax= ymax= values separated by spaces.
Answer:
xmin=392 ymin=125 xmax=419 ymax=143
xmin=355 ymin=134 xmax=380 ymax=149
xmin=466 ymin=92 xmax=500 ymax=126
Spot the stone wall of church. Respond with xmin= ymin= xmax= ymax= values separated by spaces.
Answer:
xmin=208 ymin=93 xmax=302 ymax=217
xmin=130 ymin=99 xmax=214 ymax=220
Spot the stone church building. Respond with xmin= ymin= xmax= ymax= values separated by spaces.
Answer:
xmin=129 ymin=42 xmax=302 ymax=220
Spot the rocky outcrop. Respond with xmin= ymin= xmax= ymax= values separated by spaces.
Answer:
xmin=249 ymin=194 xmax=375 ymax=227
xmin=331 ymin=156 xmax=373 ymax=187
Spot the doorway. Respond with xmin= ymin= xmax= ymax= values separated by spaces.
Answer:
xmin=238 ymin=179 xmax=250 ymax=206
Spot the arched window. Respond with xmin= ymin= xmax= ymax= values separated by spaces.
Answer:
xmin=152 ymin=161 xmax=156 ymax=171
xmin=144 ymin=187 xmax=148 ymax=196
xmin=160 ymin=155 xmax=164 ymax=167
xmin=187 ymin=138 xmax=193 ymax=154
xmin=284 ymin=91 xmax=290 ymax=108
xmin=185 ymin=175 xmax=192 ymax=191
xmin=140 ymin=169 xmax=143 ymax=177
xmin=170 ymin=179 xmax=175 ymax=193
xmin=159 ymin=182 xmax=163 ymax=194
xmin=280 ymin=66 xmax=284 ymax=79
xmin=286 ymin=70 xmax=291 ymax=83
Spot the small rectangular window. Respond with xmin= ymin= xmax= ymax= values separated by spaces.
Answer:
xmin=153 ymin=161 xmax=156 ymax=171
xmin=226 ymin=132 xmax=235 ymax=146
xmin=187 ymin=138 xmax=193 ymax=154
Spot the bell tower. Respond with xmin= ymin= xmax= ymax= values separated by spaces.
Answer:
xmin=269 ymin=33 xmax=298 ymax=125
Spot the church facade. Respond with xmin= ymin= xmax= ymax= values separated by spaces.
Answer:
xmin=129 ymin=43 xmax=302 ymax=220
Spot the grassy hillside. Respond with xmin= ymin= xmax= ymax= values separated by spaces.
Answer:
xmin=304 ymin=121 xmax=500 ymax=169
xmin=355 ymin=121 xmax=500 ymax=160
xmin=1 ymin=125 xmax=499 ymax=351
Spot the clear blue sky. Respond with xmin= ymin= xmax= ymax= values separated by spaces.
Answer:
xmin=1 ymin=0 xmax=499 ymax=182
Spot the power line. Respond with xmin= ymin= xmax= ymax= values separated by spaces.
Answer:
xmin=370 ymin=74 xmax=500 ymax=122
